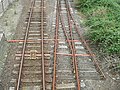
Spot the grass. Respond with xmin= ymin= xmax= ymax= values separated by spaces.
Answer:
xmin=76 ymin=0 xmax=120 ymax=54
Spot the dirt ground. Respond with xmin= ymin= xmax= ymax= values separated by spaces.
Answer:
xmin=0 ymin=0 xmax=30 ymax=89
xmin=0 ymin=0 xmax=22 ymax=79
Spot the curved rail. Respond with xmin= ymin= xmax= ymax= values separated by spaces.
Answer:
xmin=59 ymin=1 xmax=80 ymax=89
xmin=52 ymin=0 xmax=80 ymax=89
xmin=65 ymin=0 xmax=106 ymax=79
xmin=52 ymin=0 xmax=59 ymax=90
xmin=65 ymin=1 xmax=81 ymax=89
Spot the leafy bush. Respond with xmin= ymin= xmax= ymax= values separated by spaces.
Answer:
xmin=77 ymin=0 xmax=120 ymax=54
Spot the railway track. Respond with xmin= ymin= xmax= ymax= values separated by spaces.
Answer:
xmin=52 ymin=0 xmax=105 ymax=90
xmin=64 ymin=0 xmax=106 ymax=79
xmin=8 ymin=0 xmax=105 ymax=90
xmin=9 ymin=0 xmax=52 ymax=90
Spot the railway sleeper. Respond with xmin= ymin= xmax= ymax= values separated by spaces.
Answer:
xmin=27 ymin=30 xmax=41 ymax=33
xmin=22 ymin=42 xmax=42 ymax=44
xmin=28 ymin=31 xmax=41 ymax=33
xmin=21 ymin=35 xmax=41 ymax=38
xmin=23 ymin=27 xmax=41 ymax=30
xmin=17 ymin=45 xmax=48 ymax=49
xmin=25 ymin=21 xmax=46 ymax=24
xmin=12 ymin=73 xmax=42 ymax=80
xmin=28 ymin=23 xmax=47 ymax=27
xmin=23 ymin=67 xmax=51 ymax=73
xmin=79 ymin=68 xmax=97 ymax=72
xmin=30 ymin=6 xmax=46 ymax=9
xmin=27 ymin=27 xmax=42 ymax=30
xmin=56 ymin=83 xmax=76 ymax=90
xmin=27 ymin=11 xmax=42 ymax=14
xmin=15 ymin=53 xmax=50 ymax=57
xmin=13 ymin=63 xmax=51 ymax=68
xmin=9 ymin=84 xmax=42 ymax=89
xmin=14 ymin=59 xmax=51 ymax=66
xmin=31 ymin=8 xmax=46 ymax=12
xmin=26 ymin=41 xmax=49 ymax=44
xmin=56 ymin=69 xmax=73 ymax=73
xmin=9 ymin=84 xmax=51 ymax=90
xmin=56 ymin=75 xmax=75 ymax=80
xmin=21 ymin=79 xmax=42 ymax=83
xmin=18 ymin=39 xmax=49 ymax=43
xmin=12 ymin=70 xmax=41 ymax=75
xmin=27 ymin=22 xmax=47 ymax=28
xmin=56 ymin=79 xmax=76 ymax=84
xmin=26 ymin=17 xmax=46 ymax=20
xmin=15 ymin=56 xmax=50 ymax=61
xmin=12 ymin=68 xmax=52 ymax=75
xmin=27 ymin=37 xmax=48 ymax=40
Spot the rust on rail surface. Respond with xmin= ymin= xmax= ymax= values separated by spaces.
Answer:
xmin=59 ymin=0 xmax=81 ymax=89
xmin=65 ymin=0 xmax=106 ymax=79
xmin=52 ymin=0 xmax=59 ymax=90
xmin=15 ymin=0 xmax=46 ymax=89
xmin=41 ymin=0 xmax=46 ymax=89
xmin=16 ymin=0 xmax=35 ymax=90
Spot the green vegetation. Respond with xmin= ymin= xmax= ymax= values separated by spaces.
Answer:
xmin=76 ymin=0 xmax=120 ymax=54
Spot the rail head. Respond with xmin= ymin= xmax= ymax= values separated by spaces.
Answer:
xmin=52 ymin=0 xmax=60 ymax=90
xmin=16 ymin=1 xmax=35 ymax=90
xmin=65 ymin=0 xmax=106 ymax=80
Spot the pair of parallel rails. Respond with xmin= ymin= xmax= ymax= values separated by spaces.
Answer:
xmin=52 ymin=0 xmax=105 ymax=90
xmin=9 ymin=0 xmax=105 ymax=90
xmin=10 ymin=0 xmax=47 ymax=90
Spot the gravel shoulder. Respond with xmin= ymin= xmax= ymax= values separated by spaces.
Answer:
xmin=0 ymin=0 xmax=30 ymax=89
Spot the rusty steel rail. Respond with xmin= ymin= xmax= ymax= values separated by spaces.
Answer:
xmin=52 ymin=0 xmax=81 ymax=89
xmin=60 ymin=16 xmax=81 ymax=90
xmin=68 ymin=14 xmax=81 ymax=90
xmin=16 ymin=0 xmax=47 ymax=89
xmin=16 ymin=0 xmax=35 ymax=90
xmin=65 ymin=0 xmax=106 ymax=79
xmin=59 ymin=0 xmax=80 ymax=89
xmin=41 ymin=0 xmax=46 ymax=89
xmin=52 ymin=0 xmax=59 ymax=89
xmin=66 ymin=1 xmax=81 ymax=89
